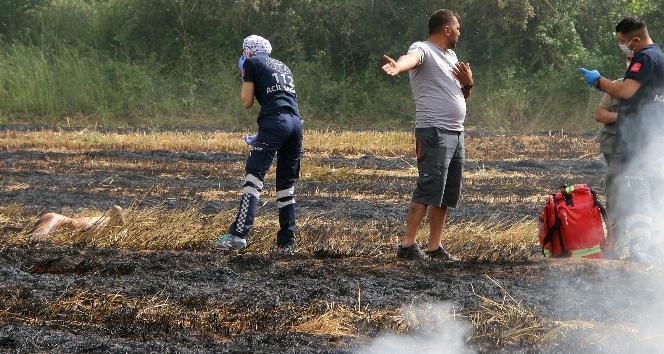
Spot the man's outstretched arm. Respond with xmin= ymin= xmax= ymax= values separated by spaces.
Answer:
xmin=382 ymin=52 xmax=420 ymax=76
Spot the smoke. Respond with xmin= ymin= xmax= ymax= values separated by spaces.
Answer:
xmin=555 ymin=91 xmax=664 ymax=350
xmin=545 ymin=264 xmax=664 ymax=354
xmin=546 ymin=95 xmax=664 ymax=352
xmin=357 ymin=302 xmax=476 ymax=354
xmin=611 ymin=79 xmax=664 ymax=265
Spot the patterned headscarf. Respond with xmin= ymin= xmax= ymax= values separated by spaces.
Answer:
xmin=242 ymin=35 xmax=272 ymax=55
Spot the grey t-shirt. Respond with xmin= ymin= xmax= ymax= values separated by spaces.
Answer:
xmin=408 ymin=41 xmax=466 ymax=131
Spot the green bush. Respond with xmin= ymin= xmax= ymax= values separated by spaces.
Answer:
xmin=0 ymin=0 xmax=662 ymax=131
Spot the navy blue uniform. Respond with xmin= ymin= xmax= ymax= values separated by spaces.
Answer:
xmin=618 ymin=44 xmax=664 ymax=162
xmin=243 ymin=53 xmax=300 ymax=117
xmin=614 ymin=43 xmax=664 ymax=261
xmin=229 ymin=52 xmax=303 ymax=248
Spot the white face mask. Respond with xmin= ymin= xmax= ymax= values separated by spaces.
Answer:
xmin=619 ymin=38 xmax=636 ymax=55
xmin=619 ymin=44 xmax=631 ymax=55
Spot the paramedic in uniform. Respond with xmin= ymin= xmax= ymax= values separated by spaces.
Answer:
xmin=213 ymin=35 xmax=303 ymax=255
xmin=580 ymin=16 xmax=664 ymax=264
xmin=382 ymin=9 xmax=473 ymax=261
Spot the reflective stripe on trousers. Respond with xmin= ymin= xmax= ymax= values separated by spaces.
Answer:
xmin=228 ymin=111 xmax=302 ymax=247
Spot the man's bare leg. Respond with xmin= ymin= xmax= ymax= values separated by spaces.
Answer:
xmin=31 ymin=205 xmax=124 ymax=238
xmin=426 ymin=205 xmax=448 ymax=251
xmin=402 ymin=202 xmax=428 ymax=247
xmin=72 ymin=205 xmax=124 ymax=231
xmin=30 ymin=213 xmax=73 ymax=238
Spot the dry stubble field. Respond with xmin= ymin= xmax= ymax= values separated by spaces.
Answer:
xmin=1 ymin=126 xmax=663 ymax=353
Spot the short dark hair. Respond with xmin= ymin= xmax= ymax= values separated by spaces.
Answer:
xmin=615 ymin=16 xmax=647 ymax=36
xmin=429 ymin=9 xmax=459 ymax=36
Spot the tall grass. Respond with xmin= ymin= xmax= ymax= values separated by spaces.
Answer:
xmin=0 ymin=43 xmax=148 ymax=124
xmin=0 ymin=41 xmax=256 ymax=128
xmin=466 ymin=68 xmax=601 ymax=132
xmin=0 ymin=35 xmax=604 ymax=132
xmin=0 ymin=0 xmax=622 ymax=132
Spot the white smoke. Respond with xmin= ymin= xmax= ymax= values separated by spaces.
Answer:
xmin=567 ymin=73 xmax=664 ymax=352
xmin=546 ymin=264 xmax=664 ymax=353
xmin=611 ymin=82 xmax=664 ymax=264
xmin=357 ymin=302 xmax=476 ymax=354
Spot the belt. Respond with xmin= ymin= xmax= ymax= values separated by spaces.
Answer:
xmin=258 ymin=109 xmax=300 ymax=120
xmin=437 ymin=128 xmax=463 ymax=135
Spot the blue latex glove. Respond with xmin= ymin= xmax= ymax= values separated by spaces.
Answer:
xmin=238 ymin=53 xmax=246 ymax=77
xmin=579 ymin=67 xmax=603 ymax=90
xmin=243 ymin=134 xmax=257 ymax=146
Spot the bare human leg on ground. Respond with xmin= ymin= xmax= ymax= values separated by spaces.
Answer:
xmin=30 ymin=205 xmax=124 ymax=240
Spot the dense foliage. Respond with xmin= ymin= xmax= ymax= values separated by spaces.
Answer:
xmin=0 ymin=0 xmax=662 ymax=130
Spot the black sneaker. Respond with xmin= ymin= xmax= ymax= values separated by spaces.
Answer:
xmin=425 ymin=246 xmax=459 ymax=261
xmin=397 ymin=243 xmax=424 ymax=260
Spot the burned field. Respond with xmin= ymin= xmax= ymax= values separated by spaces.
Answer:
xmin=1 ymin=128 xmax=663 ymax=353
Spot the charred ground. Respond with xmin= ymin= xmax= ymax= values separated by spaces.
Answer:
xmin=0 ymin=127 xmax=662 ymax=353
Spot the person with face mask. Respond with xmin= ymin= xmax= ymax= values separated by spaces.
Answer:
xmin=579 ymin=16 xmax=664 ymax=265
xmin=212 ymin=35 xmax=303 ymax=255
xmin=381 ymin=9 xmax=473 ymax=261
xmin=593 ymin=53 xmax=633 ymax=258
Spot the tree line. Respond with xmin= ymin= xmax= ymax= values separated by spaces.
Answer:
xmin=1 ymin=0 xmax=662 ymax=130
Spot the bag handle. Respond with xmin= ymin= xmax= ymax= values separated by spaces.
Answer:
xmin=590 ymin=188 xmax=617 ymax=259
xmin=541 ymin=196 xmax=568 ymax=257
xmin=560 ymin=185 xmax=574 ymax=207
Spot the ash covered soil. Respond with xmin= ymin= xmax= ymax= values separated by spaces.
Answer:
xmin=1 ymin=127 xmax=663 ymax=353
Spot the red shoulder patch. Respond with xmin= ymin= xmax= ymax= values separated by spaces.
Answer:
xmin=630 ymin=62 xmax=642 ymax=73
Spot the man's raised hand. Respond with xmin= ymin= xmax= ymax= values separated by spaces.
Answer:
xmin=579 ymin=67 xmax=603 ymax=90
xmin=381 ymin=55 xmax=400 ymax=76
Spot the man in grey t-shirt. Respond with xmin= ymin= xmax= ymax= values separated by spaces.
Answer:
xmin=382 ymin=9 xmax=473 ymax=261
